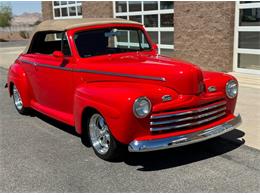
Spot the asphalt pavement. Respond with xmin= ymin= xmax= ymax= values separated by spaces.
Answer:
xmin=0 ymin=67 xmax=260 ymax=192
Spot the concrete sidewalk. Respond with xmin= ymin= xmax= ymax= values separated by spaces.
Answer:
xmin=0 ymin=45 xmax=259 ymax=150
xmin=0 ymin=46 xmax=25 ymax=69
xmin=230 ymin=72 xmax=260 ymax=149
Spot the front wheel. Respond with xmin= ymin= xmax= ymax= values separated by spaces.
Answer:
xmin=87 ymin=113 xmax=126 ymax=161
xmin=12 ymin=84 xmax=29 ymax=115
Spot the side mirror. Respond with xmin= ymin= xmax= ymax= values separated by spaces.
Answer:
xmin=152 ymin=44 xmax=158 ymax=54
xmin=53 ymin=51 xmax=64 ymax=59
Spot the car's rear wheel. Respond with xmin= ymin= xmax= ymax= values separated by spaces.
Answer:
xmin=12 ymin=84 xmax=29 ymax=114
xmin=87 ymin=112 xmax=126 ymax=161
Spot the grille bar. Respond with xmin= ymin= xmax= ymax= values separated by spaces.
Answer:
xmin=150 ymin=112 xmax=226 ymax=132
xmin=150 ymin=106 xmax=227 ymax=126
xmin=151 ymin=100 xmax=226 ymax=120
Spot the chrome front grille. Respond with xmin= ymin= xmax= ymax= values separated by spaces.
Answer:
xmin=150 ymin=100 xmax=227 ymax=132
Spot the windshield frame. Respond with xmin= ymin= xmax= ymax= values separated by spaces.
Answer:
xmin=72 ymin=25 xmax=152 ymax=58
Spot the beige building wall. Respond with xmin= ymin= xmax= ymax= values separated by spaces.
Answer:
xmin=41 ymin=1 xmax=53 ymax=20
xmin=173 ymin=1 xmax=235 ymax=72
xmin=82 ymin=1 xmax=113 ymax=18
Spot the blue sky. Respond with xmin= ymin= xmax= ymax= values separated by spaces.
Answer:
xmin=1 ymin=1 xmax=41 ymax=15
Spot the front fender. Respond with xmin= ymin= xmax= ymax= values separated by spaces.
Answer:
xmin=203 ymin=71 xmax=238 ymax=113
xmin=74 ymin=82 xmax=176 ymax=144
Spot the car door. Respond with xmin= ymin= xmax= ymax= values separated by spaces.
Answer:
xmin=29 ymin=31 xmax=75 ymax=118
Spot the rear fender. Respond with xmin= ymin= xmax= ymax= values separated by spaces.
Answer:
xmin=7 ymin=63 xmax=32 ymax=107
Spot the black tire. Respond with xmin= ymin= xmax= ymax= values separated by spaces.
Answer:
xmin=12 ymin=84 xmax=29 ymax=115
xmin=85 ymin=112 xmax=126 ymax=161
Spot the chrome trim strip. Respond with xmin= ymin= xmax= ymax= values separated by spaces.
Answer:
xmin=151 ymin=101 xmax=226 ymax=119
xmin=150 ymin=112 xmax=226 ymax=131
xmin=19 ymin=59 xmax=166 ymax=81
xmin=128 ymin=114 xmax=242 ymax=152
xmin=20 ymin=59 xmax=35 ymax=66
xmin=150 ymin=106 xmax=227 ymax=126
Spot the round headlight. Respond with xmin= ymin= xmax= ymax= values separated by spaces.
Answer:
xmin=133 ymin=97 xmax=151 ymax=118
xmin=226 ymin=80 xmax=238 ymax=99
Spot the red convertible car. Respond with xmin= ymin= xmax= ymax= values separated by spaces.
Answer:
xmin=6 ymin=18 xmax=241 ymax=161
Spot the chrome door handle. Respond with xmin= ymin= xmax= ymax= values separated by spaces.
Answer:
xmin=34 ymin=62 xmax=38 ymax=71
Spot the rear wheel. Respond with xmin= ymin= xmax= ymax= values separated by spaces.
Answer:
xmin=87 ymin=113 xmax=126 ymax=161
xmin=12 ymin=84 xmax=29 ymax=115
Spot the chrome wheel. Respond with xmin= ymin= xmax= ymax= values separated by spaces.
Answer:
xmin=89 ymin=114 xmax=111 ymax=155
xmin=13 ymin=85 xmax=23 ymax=111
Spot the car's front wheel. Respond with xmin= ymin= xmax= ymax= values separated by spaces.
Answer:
xmin=87 ymin=113 xmax=125 ymax=161
xmin=12 ymin=84 xmax=29 ymax=115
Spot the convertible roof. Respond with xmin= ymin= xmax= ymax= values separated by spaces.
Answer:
xmin=23 ymin=18 xmax=142 ymax=53
xmin=35 ymin=18 xmax=142 ymax=32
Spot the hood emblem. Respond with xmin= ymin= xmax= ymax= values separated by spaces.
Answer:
xmin=162 ymin=95 xmax=172 ymax=102
xmin=208 ymin=86 xmax=217 ymax=92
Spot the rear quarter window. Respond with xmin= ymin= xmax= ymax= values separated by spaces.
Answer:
xmin=28 ymin=31 xmax=71 ymax=56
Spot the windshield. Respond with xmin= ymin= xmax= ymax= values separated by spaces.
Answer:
xmin=74 ymin=27 xmax=151 ymax=58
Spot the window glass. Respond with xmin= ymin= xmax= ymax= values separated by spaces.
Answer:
xmin=114 ymin=0 xmax=174 ymax=55
xmin=130 ymin=31 xmax=139 ymax=43
xmin=240 ymin=1 xmax=260 ymax=3
xmin=144 ymin=15 xmax=158 ymax=27
xmin=160 ymin=1 xmax=174 ymax=10
xmin=129 ymin=15 xmax=142 ymax=23
xmin=54 ymin=8 xmax=60 ymax=17
xmin=238 ymin=53 xmax=260 ymax=70
xmin=53 ymin=1 xmax=82 ymax=18
xmin=117 ymin=30 xmax=128 ymax=42
xmin=148 ymin=31 xmax=158 ymax=44
xmin=161 ymin=49 xmax=173 ymax=57
xmin=161 ymin=14 xmax=174 ymax=27
xmin=144 ymin=1 xmax=158 ymax=11
xmin=129 ymin=1 xmax=141 ymax=12
xmin=29 ymin=32 xmax=66 ymax=55
xmin=161 ymin=32 xmax=173 ymax=45
xmin=239 ymin=8 xmax=260 ymax=26
xmin=45 ymin=32 xmax=62 ymax=41
xmin=61 ymin=7 xmax=68 ymax=16
xmin=117 ymin=16 xmax=127 ymax=20
xmin=77 ymin=6 xmax=82 ymax=15
xmin=239 ymin=32 xmax=260 ymax=49
xmin=69 ymin=7 xmax=76 ymax=16
xmin=116 ymin=1 xmax=127 ymax=13
xmin=54 ymin=1 xmax=59 ymax=6
xmin=74 ymin=28 xmax=151 ymax=58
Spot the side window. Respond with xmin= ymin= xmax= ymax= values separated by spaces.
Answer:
xmin=28 ymin=31 xmax=71 ymax=56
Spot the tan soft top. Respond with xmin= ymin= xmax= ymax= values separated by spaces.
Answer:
xmin=35 ymin=18 xmax=142 ymax=31
xmin=23 ymin=18 xmax=142 ymax=53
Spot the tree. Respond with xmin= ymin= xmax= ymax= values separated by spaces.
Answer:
xmin=0 ymin=4 xmax=12 ymax=28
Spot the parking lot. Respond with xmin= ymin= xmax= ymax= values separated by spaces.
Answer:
xmin=0 ymin=67 xmax=260 ymax=192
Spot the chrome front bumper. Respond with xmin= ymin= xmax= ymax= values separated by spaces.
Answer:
xmin=128 ymin=114 xmax=242 ymax=152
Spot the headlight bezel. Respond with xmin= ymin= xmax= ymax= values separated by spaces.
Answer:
xmin=133 ymin=97 xmax=152 ymax=118
xmin=226 ymin=80 xmax=238 ymax=99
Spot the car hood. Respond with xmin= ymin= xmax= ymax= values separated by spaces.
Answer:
xmin=78 ymin=53 xmax=204 ymax=95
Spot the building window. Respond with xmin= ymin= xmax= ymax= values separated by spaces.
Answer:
xmin=234 ymin=2 xmax=260 ymax=73
xmin=53 ymin=1 xmax=82 ymax=19
xmin=114 ymin=1 xmax=174 ymax=56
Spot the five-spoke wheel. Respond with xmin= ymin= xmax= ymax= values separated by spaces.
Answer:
xmin=87 ymin=112 xmax=126 ymax=161
xmin=89 ymin=113 xmax=111 ymax=155
xmin=12 ymin=84 xmax=28 ymax=114
xmin=13 ymin=85 xmax=23 ymax=111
